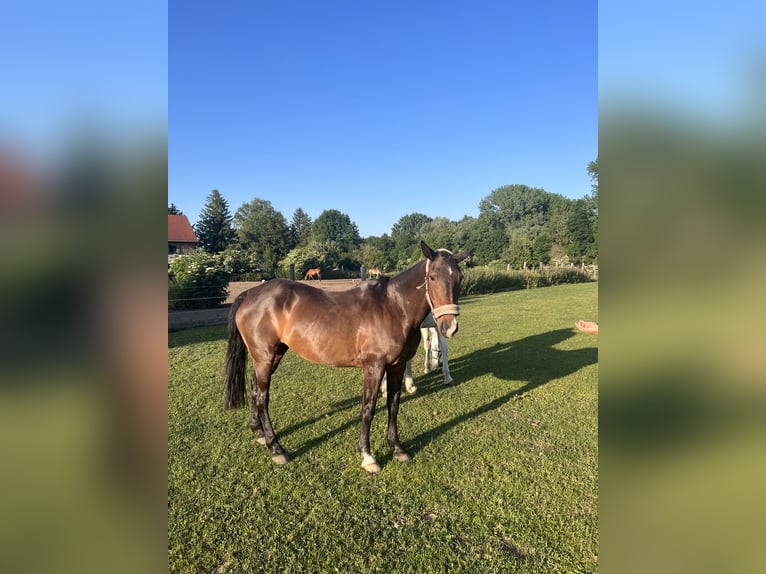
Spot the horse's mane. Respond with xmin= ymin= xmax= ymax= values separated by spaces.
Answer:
xmin=358 ymin=276 xmax=390 ymax=296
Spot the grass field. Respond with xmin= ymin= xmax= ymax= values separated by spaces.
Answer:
xmin=168 ymin=282 xmax=598 ymax=573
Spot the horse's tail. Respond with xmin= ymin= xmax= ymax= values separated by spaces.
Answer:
xmin=224 ymin=293 xmax=248 ymax=409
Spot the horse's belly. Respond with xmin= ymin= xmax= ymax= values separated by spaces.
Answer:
xmin=285 ymin=335 xmax=359 ymax=368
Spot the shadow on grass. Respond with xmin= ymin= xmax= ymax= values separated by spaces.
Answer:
xmin=401 ymin=328 xmax=598 ymax=456
xmin=260 ymin=328 xmax=596 ymax=462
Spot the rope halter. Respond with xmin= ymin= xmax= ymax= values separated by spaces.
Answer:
xmin=423 ymin=256 xmax=460 ymax=319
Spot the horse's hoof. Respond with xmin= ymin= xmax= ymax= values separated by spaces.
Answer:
xmin=271 ymin=453 xmax=290 ymax=465
xmin=361 ymin=453 xmax=381 ymax=474
xmin=255 ymin=435 xmax=267 ymax=446
xmin=444 ymin=378 xmax=454 ymax=386
xmin=393 ymin=451 xmax=412 ymax=462
xmin=406 ymin=386 xmax=417 ymax=394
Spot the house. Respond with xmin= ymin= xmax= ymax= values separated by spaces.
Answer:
xmin=168 ymin=214 xmax=198 ymax=257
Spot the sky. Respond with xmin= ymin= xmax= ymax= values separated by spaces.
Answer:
xmin=169 ymin=1 xmax=598 ymax=238
xmin=2 ymin=1 xmax=167 ymax=161
xmin=599 ymin=0 xmax=766 ymax=124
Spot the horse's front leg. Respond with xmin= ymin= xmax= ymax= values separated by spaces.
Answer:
xmin=358 ymin=364 xmax=384 ymax=474
xmin=437 ymin=332 xmax=453 ymax=385
xmin=421 ymin=327 xmax=433 ymax=373
xmin=385 ymin=363 xmax=412 ymax=463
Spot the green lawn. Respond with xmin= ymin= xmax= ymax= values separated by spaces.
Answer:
xmin=168 ymin=282 xmax=598 ymax=573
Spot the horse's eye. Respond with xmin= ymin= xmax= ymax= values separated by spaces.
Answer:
xmin=429 ymin=275 xmax=436 ymax=281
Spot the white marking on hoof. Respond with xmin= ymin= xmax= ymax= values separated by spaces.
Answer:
xmin=256 ymin=435 xmax=267 ymax=445
xmin=393 ymin=451 xmax=412 ymax=462
xmin=271 ymin=453 xmax=289 ymax=465
xmin=405 ymin=385 xmax=417 ymax=394
xmin=361 ymin=453 xmax=381 ymax=474
xmin=444 ymin=377 xmax=454 ymax=386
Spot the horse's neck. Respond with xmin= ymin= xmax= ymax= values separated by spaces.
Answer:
xmin=387 ymin=260 xmax=430 ymax=327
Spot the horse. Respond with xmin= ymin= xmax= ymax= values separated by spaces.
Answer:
xmin=304 ymin=268 xmax=321 ymax=280
xmin=420 ymin=312 xmax=453 ymax=384
xmin=224 ymin=242 xmax=470 ymax=474
xmin=367 ymin=267 xmax=383 ymax=279
xmin=380 ymin=312 xmax=453 ymax=396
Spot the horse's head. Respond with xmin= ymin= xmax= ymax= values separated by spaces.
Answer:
xmin=421 ymin=241 xmax=471 ymax=339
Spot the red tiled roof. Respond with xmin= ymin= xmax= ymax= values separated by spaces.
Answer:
xmin=168 ymin=215 xmax=198 ymax=243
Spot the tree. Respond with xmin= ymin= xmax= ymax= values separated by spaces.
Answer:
xmin=478 ymin=184 xmax=550 ymax=236
xmin=234 ymin=198 xmax=291 ymax=276
xmin=358 ymin=235 xmax=394 ymax=271
xmin=585 ymin=157 xmax=599 ymax=262
xmin=464 ymin=213 xmax=506 ymax=265
xmin=418 ymin=217 xmax=458 ymax=253
xmin=587 ymin=157 xmax=598 ymax=211
xmin=507 ymin=235 xmax=533 ymax=269
xmin=279 ymin=239 xmax=326 ymax=277
xmin=565 ymin=199 xmax=595 ymax=263
xmin=391 ymin=213 xmax=432 ymax=266
xmin=531 ymin=233 xmax=554 ymax=265
xmin=168 ymin=203 xmax=183 ymax=215
xmin=547 ymin=193 xmax=574 ymax=246
xmin=311 ymin=209 xmax=361 ymax=267
xmin=290 ymin=208 xmax=312 ymax=247
xmin=194 ymin=189 xmax=235 ymax=253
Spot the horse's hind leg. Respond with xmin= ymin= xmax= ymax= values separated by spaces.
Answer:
xmin=248 ymin=373 xmax=266 ymax=444
xmin=249 ymin=344 xmax=288 ymax=445
xmin=251 ymin=345 xmax=289 ymax=465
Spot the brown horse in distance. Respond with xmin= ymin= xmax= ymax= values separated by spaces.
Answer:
xmin=224 ymin=242 xmax=470 ymax=473
xmin=303 ymin=268 xmax=321 ymax=280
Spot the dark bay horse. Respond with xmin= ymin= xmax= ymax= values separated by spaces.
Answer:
xmin=224 ymin=241 xmax=470 ymax=473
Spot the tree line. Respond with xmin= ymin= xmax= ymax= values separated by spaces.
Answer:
xmin=169 ymin=159 xmax=597 ymax=279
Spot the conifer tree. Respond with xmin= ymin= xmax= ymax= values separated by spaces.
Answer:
xmin=194 ymin=189 xmax=235 ymax=253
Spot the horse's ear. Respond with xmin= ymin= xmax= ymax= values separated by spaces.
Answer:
xmin=421 ymin=241 xmax=435 ymax=260
xmin=454 ymin=249 xmax=472 ymax=263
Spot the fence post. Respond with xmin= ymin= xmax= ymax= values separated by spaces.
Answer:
xmin=289 ymin=264 xmax=295 ymax=281
xmin=360 ymin=265 xmax=367 ymax=280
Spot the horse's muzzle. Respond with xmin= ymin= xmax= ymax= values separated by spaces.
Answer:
xmin=438 ymin=315 xmax=459 ymax=339
xmin=432 ymin=303 xmax=460 ymax=339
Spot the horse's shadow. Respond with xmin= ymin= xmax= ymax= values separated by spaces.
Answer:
xmin=278 ymin=328 xmax=596 ymax=460
xmin=400 ymin=328 xmax=597 ymax=456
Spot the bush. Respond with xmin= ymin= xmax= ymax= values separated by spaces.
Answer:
xmin=461 ymin=266 xmax=591 ymax=295
xmin=168 ymin=250 xmax=231 ymax=310
xmin=461 ymin=267 xmax=523 ymax=295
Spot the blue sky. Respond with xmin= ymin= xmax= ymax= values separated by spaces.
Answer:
xmin=2 ymin=1 xmax=167 ymax=160
xmin=599 ymin=1 xmax=766 ymax=123
xmin=169 ymin=1 xmax=597 ymax=237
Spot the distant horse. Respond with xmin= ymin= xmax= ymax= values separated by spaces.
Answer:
xmin=224 ymin=242 xmax=470 ymax=473
xmin=380 ymin=312 xmax=453 ymax=396
xmin=304 ymin=268 xmax=321 ymax=280
xmin=367 ymin=267 xmax=383 ymax=279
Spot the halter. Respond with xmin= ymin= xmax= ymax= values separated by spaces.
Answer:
xmin=423 ymin=256 xmax=460 ymax=319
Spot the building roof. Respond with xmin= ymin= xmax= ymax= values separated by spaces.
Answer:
xmin=168 ymin=214 xmax=198 ymax=243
